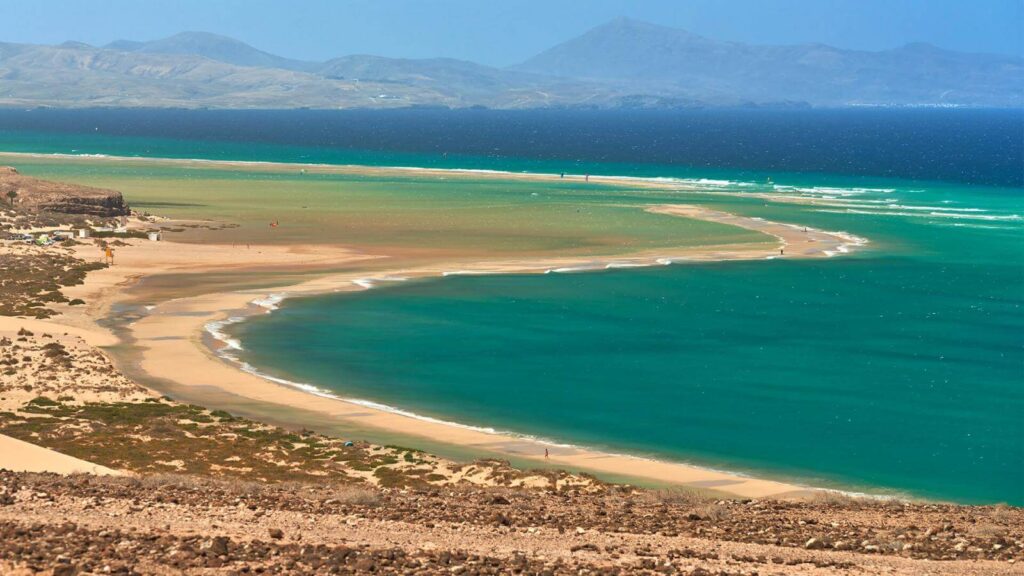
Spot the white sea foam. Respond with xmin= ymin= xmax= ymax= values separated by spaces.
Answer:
xmin=815 ymin=209 xmax=1021 ymax=222
xmin=442 ymin=270 xmax=495 ymax=276
xmin=352 ymin=275 xmax=409 ymax=290
xmin=204 ymin=317 xmax=245 ymax=351
xmin=886 ymin=205 xmax=988 ymax=213
xmin=549 ymin=265 xmax=600 ymax=273
xmin=776 ymin=185 xmax=897 ymax=196
xmin=809 ymin=201 xmax=988 ymax=213
xmin=938 ymin=222 xmax=1012 ymax=230
xmin=250 ymin=293 xmax=287 ymax=311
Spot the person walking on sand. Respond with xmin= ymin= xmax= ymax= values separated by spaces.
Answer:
xmin=544 ymin=448 xmax=549 ymax=459
xmin=104 ymin=246 xmax=114 ymax=265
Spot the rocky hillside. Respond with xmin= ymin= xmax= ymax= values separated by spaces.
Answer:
xmin=0 ymin=167 xmax=129 ymax=217
xmin=0 ymin=41 xmax=620 ymax=110
xmin=513 ymin=18 xmax=1024 ymax=107
xmin=1 ymin=19 xmax=1020 ymax=109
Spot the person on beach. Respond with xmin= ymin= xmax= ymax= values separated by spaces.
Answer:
xmin=545 ymin=448 xmax=549 ymax=459
xmin=104 ymin=246 xmax=114 ymax=265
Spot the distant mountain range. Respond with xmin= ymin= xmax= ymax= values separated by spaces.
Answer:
xmin=0 ymin=18 xmax=1019 ymax=109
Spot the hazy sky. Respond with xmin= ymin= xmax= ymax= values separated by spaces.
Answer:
xmin=2 ymin=0 xmax=1021 ymax=65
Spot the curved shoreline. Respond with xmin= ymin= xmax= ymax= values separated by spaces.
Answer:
xmin=0 ymin=148 xmax=871 ymax=497
xmin=119 ymin=203 xmax=866 ymax=499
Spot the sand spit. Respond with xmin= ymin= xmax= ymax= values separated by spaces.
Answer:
xmin=0 ymin=161 xmax=868 ymax=497
xmin=123 ymin=204 xmax=864 ymax=498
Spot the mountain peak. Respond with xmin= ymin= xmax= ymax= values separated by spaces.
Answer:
xmin=603 ymin=16 xmax=647 ymax=27
xmin=104 ymin=39 xmax=144 ymax=51
xmin=512 ymin=18 xmax=1022 ymax=106
xmin=592 ymin=17 xmax=705 ymax=39
xmin=141 ymin=31 xmax=267 ymax=55
xmin=156 ymin=31 xmax=251 ymax=48
xmin=59 ymin=41 xmax=93 ymax=50
xmin=512 ymin=17 xmax=718 ymax=81
xmin=105 ymin=31 xmax=317 ymax=71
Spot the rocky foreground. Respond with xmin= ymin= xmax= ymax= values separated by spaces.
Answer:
xmin=0 ymin=471 xmax=1022 ymax=575
xmin=0 ymin=178 xmax=1022 ymax=575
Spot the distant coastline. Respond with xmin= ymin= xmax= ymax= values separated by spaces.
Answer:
xmin=2 ymin=18 xmax=1020 ymax=108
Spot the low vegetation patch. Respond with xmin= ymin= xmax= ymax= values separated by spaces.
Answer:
xmin=0 ymin=248 xmax=105 ymax=318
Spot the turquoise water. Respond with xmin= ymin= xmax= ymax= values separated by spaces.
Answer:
xmin=234 ymin=181 xmax=1024 ymax=505
xmin=1 ymin=111 xmax=1022 ymax=504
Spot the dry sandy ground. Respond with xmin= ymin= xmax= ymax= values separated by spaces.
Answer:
xmin=0 ymin=435 xmax=120 ymax=476
xmin=0 ymin=322 xmax=142 ymax=476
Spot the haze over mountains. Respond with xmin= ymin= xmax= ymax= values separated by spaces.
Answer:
xmin=0 ymin=18 xmax=1019 ymax=109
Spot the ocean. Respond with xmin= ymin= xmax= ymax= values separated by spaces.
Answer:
xmin=0 ymin=108 xmax=1021 ymax=504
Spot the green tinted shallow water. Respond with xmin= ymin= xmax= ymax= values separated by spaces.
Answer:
xmin=1 ymin=131 xmax=1022 ymax=504
xmin=7 ymin=156 xmax=763 ymax=256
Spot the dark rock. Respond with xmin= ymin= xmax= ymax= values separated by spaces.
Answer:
xmin=209 ymin=536 xmax=230 ymax=555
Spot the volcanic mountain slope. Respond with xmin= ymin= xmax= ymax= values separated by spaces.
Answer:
xmin=1 ymin=18 xmax=1020 ymax=108
xmin=513 ymin=17 xmax=1024 ymax=107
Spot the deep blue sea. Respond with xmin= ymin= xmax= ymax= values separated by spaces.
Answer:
xmin=0 ymin=108 xmax=1021 ymax=186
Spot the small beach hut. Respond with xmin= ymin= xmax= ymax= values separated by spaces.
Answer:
xmin=78 ymin=228 xmax=91 ymax=238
